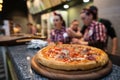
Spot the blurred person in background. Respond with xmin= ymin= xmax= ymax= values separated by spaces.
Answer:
xmin=72 ymin=9 xmax=107 ymax=50
xmin=27 ymin=23 xmax=37 ymax=34
xmin=13 ymin=24 xmax=22 ymax=34
xmin=81 ymin=6 xmax=117 ymax=54
xmin=67 ymin=19 xmax=82 ymax=39
xmin=0 ymin=29 xmax=5 ymax=35
xmin=49 ymin=13 xmax=70 ymax=44
xmin=9 ymin=20 xmax=14 ymax=34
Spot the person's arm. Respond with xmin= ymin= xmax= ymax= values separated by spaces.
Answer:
xmin=71 ymin=38 xmax=105 ymax=50
xmin=76 ymin=27 xmax=82 ymax=36
xmin=112 ymin=37 xmax=118 ymax=55
xmin=108 ymin=27 xmax=117 ymax=54
xmin=67 ymin=28 xmax=82 ymax=38
xmin=31 ymin=26 xmax=37 ymax=34
xmin=101 ymin=19 xmax=117 ymax=54
xmin=71 ymin=38 xmax=87 ymax=44
xmin=78 ymin=40 xmax=105 ymax=50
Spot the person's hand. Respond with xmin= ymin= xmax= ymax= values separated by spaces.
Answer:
xmin=66 ymin=28 xmax=72 ymax=36
xmin=48 ymin=42 xmax=55 ymax=45
xmin=77 ymin=27 xmax=81 ymax=32
xmin=79 ymin=40 xmax=88 ymax=45
xmin=71 ymin=38 xmax=79 ymax=44
xmin=47 ymin=39 xmax=55 ymax=45
xmin=47 ymin=38 xmax=51 ymax=43
xmin=111 ymin=49 xmax=117 ymax=55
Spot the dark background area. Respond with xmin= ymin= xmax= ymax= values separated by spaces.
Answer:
xmin=1 ymin=0 xmax=28 ymax=20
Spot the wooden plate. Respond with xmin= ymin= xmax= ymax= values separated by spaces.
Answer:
xmin=31 ymin=56 xmax=112 ymax=80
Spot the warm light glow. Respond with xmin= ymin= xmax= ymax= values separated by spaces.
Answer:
xmin=83 ymin=0 xmax=90 ymax=3
xmin=0 ymin=4 xmax=2 ymax=8
xmin=0 ymin=8 xmax=2 ymax=11
xmin=0 ymin=0 xmax=3 ymax=3
xmin=63 ymin=4 xmax=69 ymax=9
xmin=26 ymin=56 xmax=31 ymax=60
xmin=0 ymin=4 xmax=2 ymax=11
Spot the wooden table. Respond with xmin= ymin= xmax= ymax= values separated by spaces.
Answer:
xmin=0 ymin=34 xmax=46 ymax=46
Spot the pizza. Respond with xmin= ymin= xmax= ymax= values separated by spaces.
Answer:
xmin=35 ymin=44 xmax=109 ymax=71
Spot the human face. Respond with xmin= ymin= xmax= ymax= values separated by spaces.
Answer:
xmin=71 ymin=21 xmax=79 ymax=31
xmin=27 ymin=24 xmax=32 ymax=28
xmin=53 ymin=16 xmax=63 ymax=29
xmin=80 ymin=13 xmax=92 ymax=26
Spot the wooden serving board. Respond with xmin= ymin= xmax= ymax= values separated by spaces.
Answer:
xmin=31 ymin=56 xmax=112 ymax=80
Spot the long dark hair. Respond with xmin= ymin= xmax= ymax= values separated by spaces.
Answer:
xmin=54 ymin=12 xmax=66 ymax=27
xmin=81 ymin=8 xmax=93 ymax=15
xmin=89 ymin=6 xmax=98 ymax=20
xmin=81 ymin=8 xmax=97 ymax=20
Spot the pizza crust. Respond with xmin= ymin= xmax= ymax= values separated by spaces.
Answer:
xmin=35 ymin=44 xmax=109 ymax=71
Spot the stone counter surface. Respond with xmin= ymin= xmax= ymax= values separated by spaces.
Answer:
xmin=8 ymin=45 xmax=120 ymax=80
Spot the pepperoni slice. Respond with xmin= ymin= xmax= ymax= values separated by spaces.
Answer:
xmin=87 ymin=55 xmax=96 ymax=60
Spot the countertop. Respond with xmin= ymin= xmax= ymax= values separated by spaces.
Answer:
xmin=8 ymin=45 xmax=120 ymax=80
xmin=0 ymin=34 xmax=46 ymax=46
xmin=0 ymin=34 xmax=31 ymax=42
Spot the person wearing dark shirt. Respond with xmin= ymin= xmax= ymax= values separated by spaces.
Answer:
xmin=72 ymin=9 xmax=107 ymax=50
xmin=80 ymin=6 xmax=117 ymax=54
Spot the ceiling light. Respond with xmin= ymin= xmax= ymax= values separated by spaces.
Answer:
xmin=63 ymin=4 xmax=69 ymax=9
xmin=83 ymin=0 xmax=90 ymax=3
